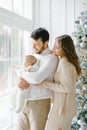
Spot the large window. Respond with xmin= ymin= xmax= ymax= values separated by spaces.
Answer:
xmin=0 ymin=0 xmax=32 ymax=19
xmin=0 ymin=1 xmax=33 ymax=130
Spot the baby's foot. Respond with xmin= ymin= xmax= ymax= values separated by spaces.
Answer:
xmin=15 ymin=107 xmax=21 ymax=113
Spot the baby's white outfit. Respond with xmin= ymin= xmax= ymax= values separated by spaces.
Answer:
xmin=9 ymin=62 xmax=39 ymax=112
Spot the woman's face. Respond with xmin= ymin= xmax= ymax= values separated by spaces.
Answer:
xmin=52 ymin=40 xmax=63 ymax=57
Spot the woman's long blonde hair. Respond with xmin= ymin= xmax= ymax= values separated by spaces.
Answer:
xmin=56 ymin=35 xmax=81 ymax=75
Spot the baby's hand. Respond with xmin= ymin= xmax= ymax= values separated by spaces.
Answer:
xmin=12 ymin=65 xmax=20 ymax=71
xmin=12 ymin=66 xmax=22 ymax=77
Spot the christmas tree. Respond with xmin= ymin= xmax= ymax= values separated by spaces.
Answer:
xmin=71 ymin=7 xmax=87 ymax=130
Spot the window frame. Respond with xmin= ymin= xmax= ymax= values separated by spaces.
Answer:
xmin=0 ymin=6 xmax=33 ymax=31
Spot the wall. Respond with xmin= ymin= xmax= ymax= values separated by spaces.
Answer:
xmin=33 ymin=0 xmax=86 ymax=47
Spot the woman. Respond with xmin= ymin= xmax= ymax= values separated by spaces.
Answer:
xmin=40 ymin=35 xmax=81 ymax=130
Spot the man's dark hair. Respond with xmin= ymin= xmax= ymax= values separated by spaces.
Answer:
xmin=31 ymin=28 xmax=49 ymax=43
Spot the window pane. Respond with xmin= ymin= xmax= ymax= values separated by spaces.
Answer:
xmin=0 ymin=25 xmax=32 ymax=94
xmin=0 ymin=25 xmax=11 ymax=59
xmin=0 ymin=26 xmax=23 ymax=94
xmin=0 ymin=21 xmax=32 ymax=129
xmin=0 ymin=25 xmax=23 ymax=130
xmin=0 ymin=26 xmax=11 ymax=95
xmin=0 ymin=24 xmax=4 ymax=58
xmin=0 ymin=0 xmax=12 ymax=11
xmin=0 ymin=0 xmax=33 ymax=20
xmin=11 ymin=29 xmax=22 ymax=58
xmin=13 ymin=0 xmax=23 ymax=16
xmin=24 ymin=0 xmax=33 ymax=20
xmin=0 ymin=61 xmax=9 ymax=94
xmin=22 ymin=31 xmax=32 ymax=56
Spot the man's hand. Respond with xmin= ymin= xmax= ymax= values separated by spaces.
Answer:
xmin=17 ymin=77 xmax=30 ymax=90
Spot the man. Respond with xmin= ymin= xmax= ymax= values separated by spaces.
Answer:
xmin=15 ymin=28 xmax=58 ymax=130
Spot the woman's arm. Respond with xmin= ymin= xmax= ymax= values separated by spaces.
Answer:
xmin=42 ymin=59 xmax=77 ymax=93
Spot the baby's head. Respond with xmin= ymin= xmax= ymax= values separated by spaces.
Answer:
xmin=23 ymin=55 xmax=37 ymax=67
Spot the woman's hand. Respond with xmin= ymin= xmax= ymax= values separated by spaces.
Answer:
xmin=50 ymin=50 xmax=54 ymax=54
xmin=17 ymin=77 xmax=30 ymax=90
xmin=35 ymin=81 xmax=44 ymax=87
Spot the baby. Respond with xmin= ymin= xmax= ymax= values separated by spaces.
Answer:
xmin=9 ymin=55 xmax=39 ymax=112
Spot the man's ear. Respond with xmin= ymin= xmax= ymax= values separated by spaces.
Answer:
xmin=44 ymin=41 xmax=48 ymax=49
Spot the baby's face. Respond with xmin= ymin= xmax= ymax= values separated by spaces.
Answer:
xmin=24 ymin=61 xmax=32 ymax=67
xmin=23 ymin=56 xmax=37 ymax=67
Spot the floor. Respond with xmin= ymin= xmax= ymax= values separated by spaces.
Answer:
xmin=0 ymin=92 xmax=18 ymax=130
